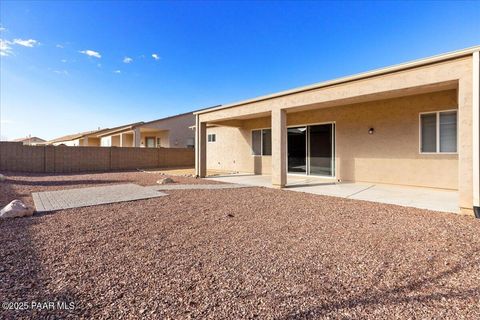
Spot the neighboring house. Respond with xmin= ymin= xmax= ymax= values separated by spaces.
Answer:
xmin=194 ymin=46 xmax=480 ymax=216
xmin=46 ymin=128 xmax=112 ymax=146
xmin=97 ymin=112 xmax=196 ymax=148
xmin=13 ymin=136 xmax=46 ymax=145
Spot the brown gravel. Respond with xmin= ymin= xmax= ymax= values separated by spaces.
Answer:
xmin=1 ymin=171 xmax=480 ymax=319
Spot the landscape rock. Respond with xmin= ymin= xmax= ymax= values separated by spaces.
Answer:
xmin=156 ymin=177 xmax=174 ymax=185
xmin=0 ymin=200 xmax=34 ymax=219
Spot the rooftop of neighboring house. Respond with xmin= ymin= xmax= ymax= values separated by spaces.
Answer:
xmin=12 ymin=136 xmax=46 ymax=143
xmin=44 ymin=126 xmax=120 ymax=144
xmin=45 ymin=106 xmax=220 ymax=143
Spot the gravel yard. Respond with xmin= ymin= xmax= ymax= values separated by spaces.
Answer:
xmin=1 ymin=171 xmax=480 ymax=319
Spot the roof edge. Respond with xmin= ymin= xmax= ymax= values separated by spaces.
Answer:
xmin=195 ymin=45 xmax=480 ymax=115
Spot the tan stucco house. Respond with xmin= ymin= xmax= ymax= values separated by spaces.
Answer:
xmin=195 ymin=46 xmax=480 ymax=216
xmin=97 ymin=112 xmax=195 ymax=148
xmin=46 ymin=129 xmax=110 ymax=146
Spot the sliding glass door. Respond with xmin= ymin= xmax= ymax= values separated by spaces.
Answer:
xmin=287 ymin=123 xmax=335 ymax=177
xmin=308 ymin=124 xmax=335 ymax=176
xmin=287 ymin=127 xmax=307 ymax=174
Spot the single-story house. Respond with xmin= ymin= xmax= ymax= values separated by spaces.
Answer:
xmin=97 ymin=112 xmax=196 ymax=148
xmin=194 ymin=46 xmax=480 ymax=216
xmin=12 ymin=136 xmax=46 ymax=145
xmin=44 ymin=127 xmax=122 ymax=146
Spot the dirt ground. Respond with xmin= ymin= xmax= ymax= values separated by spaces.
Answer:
xmin=1 ymin=171 xmax=479 ymax=319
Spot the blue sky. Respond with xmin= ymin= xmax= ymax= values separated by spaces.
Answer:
xmin=1 ymin=1 xmax=479 ymax=141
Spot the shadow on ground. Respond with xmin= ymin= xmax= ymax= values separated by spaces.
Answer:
xmin=0 ymin=182 xmax=86 ymax=318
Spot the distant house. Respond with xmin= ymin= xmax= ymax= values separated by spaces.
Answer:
xmin=97 ymin=112 xmax=196 ymax=148
xmin=45 ymin=128 xmax=112 ymax=146
xmin=13 ymin=136 xmax=46 ymax=145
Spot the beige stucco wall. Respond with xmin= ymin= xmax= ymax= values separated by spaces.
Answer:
xmin=53 ymin=139 xmax=80 ymax=146
xmin=121 ymin=133 xmax=134 ymax=147
xmin=77 ymin=137 xmax=101 ymax=146
xmin=140 ymin=113 xmax=195 ymax=148
xmin=207 ymin=90 xmax=458 ymax=189
xmin=96 ymin=113 xmax=195 ymax=148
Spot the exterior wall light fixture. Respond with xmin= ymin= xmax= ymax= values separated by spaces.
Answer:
xmin=368 ymin=128 xmax=375 ymax=135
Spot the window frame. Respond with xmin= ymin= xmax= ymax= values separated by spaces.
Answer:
xmin=145 ymin=136 xmax=156 ymax=148
xmin=419 ymin=109 xmax=458 ymax=155
xmin=251 ymin=128 xmax=272 ymax=156
xmin=207 ymin=133 xmax=216 ymax=143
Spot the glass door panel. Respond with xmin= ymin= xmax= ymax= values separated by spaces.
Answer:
xmin=287 ymin=127 xmax=307 ymax=174
xmin=308 ymin=124 xmax=335 ymax=176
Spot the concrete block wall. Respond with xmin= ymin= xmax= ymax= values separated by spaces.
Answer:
xmin=0 ymin=142 xmax=194 ymax=173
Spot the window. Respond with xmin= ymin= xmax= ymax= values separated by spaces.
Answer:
xmin=420 ymin=110 xmax=457 ymax=153
xmin=156 ymin=138 xmax=161 ymax=147
xmin=252 ymin=130 xmax=261 ymax=155
xmin=208 ymin=134 xmax=216 ymax=142
xmin=145 ymin=137 xmax=156 ymax=148
xmin=251 ymin=129 xmax=272 ymax=156
xmin=262 ymin=129 xmax=272 ymax=155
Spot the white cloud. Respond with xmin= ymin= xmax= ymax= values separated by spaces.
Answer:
xmin=0 ymin=39 xmax=13 ymax=56
xmin=113 ymin=70 xmax=121 ymax=74
xmin=61 ymin=59 xmax=67 ymax=63
xmin=0 ymin=27 xmax=6 ymax=32
xmin=0 ymin=37 xmax=40 ymax=56
xmin=56 ymin=44 xmax=64 ymax=48
xmin=80 ymin=49 xmax=101 ymax=58
xmin=152 ymin=53 xmax=160 ymax=60
xmin=123 ymin=56 xmax=133 ymax=64
xmin=13 ymin=39 xmax=38 ymax=47
xmin=54 ymin=70 xmax=69 ymax=75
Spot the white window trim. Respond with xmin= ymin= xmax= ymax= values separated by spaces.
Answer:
xmin=419 ymin=109 xmax=458 ymax=155
xmin=251 ymin=128 xmax=271 ymax=156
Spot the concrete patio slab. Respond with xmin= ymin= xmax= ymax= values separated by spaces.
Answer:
xmin=33 ymin=183 xmax=167 ymax=213
xmin=150 ymin=184 xmax=252 ymax=191
xmin=207 ymin=174 xmax=459 ymax=214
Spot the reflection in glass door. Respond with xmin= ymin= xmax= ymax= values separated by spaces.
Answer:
xmin=308 ymin=124 xmax=335 ymax=176
xmin=287 ymin=127 xmax=307 ymax=174
xmin=287 ymin=123 xmax=335 ymax=177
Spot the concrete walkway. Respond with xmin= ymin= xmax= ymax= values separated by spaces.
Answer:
xmin=33 ymin=184 xmax=167 ymax=213
xmin=150 ymin=184 xmax=251 ymax=191
xmin=206 ymin=174 xmax=459 ymax=213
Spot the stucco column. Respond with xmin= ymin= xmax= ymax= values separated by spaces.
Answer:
xmin=473 ymin=51 xmax=480 ymax=217
xmin=458 ymin=74 xmax=474 ymax=216
xmin=120 ymin=134 xmax=124 ymax=147
xmin=271 ymin=109 xmax=287 ymax=188
xmin=195 ymin=115 xmax=207 ymax=178
xmin=134 ymin=128 xmax=141 ymax=147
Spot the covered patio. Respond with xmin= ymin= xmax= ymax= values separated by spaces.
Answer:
xmin=195 ymin=48 xmax=480 ymax=216
xmin=207 ymin=174 xmax=459 ymax=213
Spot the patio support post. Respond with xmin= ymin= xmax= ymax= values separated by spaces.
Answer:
xmin=473 ymin=51 xmax=480 ymax=218
xmin=195 ymin=114 xmax=207 ymax=178
xmin=120 ymin=134 xmax=124 ymax=147
xmin=134 ymin=128 xmax=141 ymax=147
xmin=458 ymin=66 xmax=475 ymax=216
xmin=271 ymin=108 xmax=287 ymax=188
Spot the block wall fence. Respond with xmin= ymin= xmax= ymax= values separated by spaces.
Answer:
xmin=0 ymin=142 xmax=194 ymax=173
